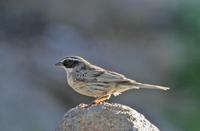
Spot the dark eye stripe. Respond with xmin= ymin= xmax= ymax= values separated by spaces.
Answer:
xmin=63 ymin=60 xmax=79 ymax=68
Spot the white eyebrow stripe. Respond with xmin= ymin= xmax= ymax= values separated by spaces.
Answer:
xmin=64 ymin=56 xmax=84 ymax=61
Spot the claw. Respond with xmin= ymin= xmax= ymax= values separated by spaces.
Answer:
xmin=78 ymin=103 xmax=88 ymax=108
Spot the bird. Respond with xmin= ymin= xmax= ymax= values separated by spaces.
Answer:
xmin=55 ymin=56 xmax=169 ymax=106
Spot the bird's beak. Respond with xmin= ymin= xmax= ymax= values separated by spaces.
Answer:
xmin=55 ymin=62 xmax=63 ymax=67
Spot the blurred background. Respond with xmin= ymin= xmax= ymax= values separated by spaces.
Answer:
xmin=0 ymin=0 xmax=200 ymax=131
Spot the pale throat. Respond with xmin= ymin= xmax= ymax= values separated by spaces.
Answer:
xmin=63 ymin=68 xmax=75 ymax=86
xmin=64 ymin=68 xmax=73 ymax=77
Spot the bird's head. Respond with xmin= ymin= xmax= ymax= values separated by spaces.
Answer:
xmin=55 ymin=56 xmax=89 ymax=70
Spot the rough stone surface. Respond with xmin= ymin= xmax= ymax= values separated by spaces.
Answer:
xmin=56 ymin=103 xmax=159 ymax=131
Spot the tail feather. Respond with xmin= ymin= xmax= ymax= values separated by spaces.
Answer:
xmin=136 ymin=82 xmax=170 ymax=90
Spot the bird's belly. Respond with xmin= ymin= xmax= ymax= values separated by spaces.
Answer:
xmin=75 ymin=85 xmax=107 ymax=98
xmin=68 ymin=80 xmax=108 ymax=97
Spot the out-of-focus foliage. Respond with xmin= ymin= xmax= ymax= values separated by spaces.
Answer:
xmin=172 ymin=1 xmax=200 ymax=96
xmin=167 ymin=1 xmax=200 ymax=131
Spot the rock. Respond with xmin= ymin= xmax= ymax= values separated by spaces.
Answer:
xmin=56 ymin=102 xmax=159 ymax=131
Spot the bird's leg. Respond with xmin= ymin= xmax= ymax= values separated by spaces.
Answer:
xmin=93 ymin=95 xmax=111 ymax=104
xmin=80 ymin=95 xmax=111 ymax=108
xmin=87 ymin=95 xmax=111 ymax=107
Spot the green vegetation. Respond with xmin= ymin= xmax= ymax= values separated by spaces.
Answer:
xmin=169 ymin=2 xmax=200 ymax=130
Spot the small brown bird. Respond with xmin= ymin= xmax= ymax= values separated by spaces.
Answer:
xmin=55 ymin=56 xmax=169 ymax=106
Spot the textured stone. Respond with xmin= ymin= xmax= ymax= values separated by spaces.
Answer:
xmin=56 ymin=103 xmax=159 ymax=131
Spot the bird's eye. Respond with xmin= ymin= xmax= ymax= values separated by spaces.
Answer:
xmin=63 ymin=59 xmax=79 ymax=68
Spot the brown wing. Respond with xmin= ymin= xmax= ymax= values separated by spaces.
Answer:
xmin=76 ymin=65 xmax=135 ymax=85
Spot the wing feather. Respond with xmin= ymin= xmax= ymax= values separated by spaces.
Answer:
xmin=75 ymin=65 xmax=133 ymax=84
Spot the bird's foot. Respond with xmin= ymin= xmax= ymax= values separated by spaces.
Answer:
xmin=78 ymin=102 xmax=100 ymax=108
xmin=78 ymin=103 xmax=88 ymax=108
